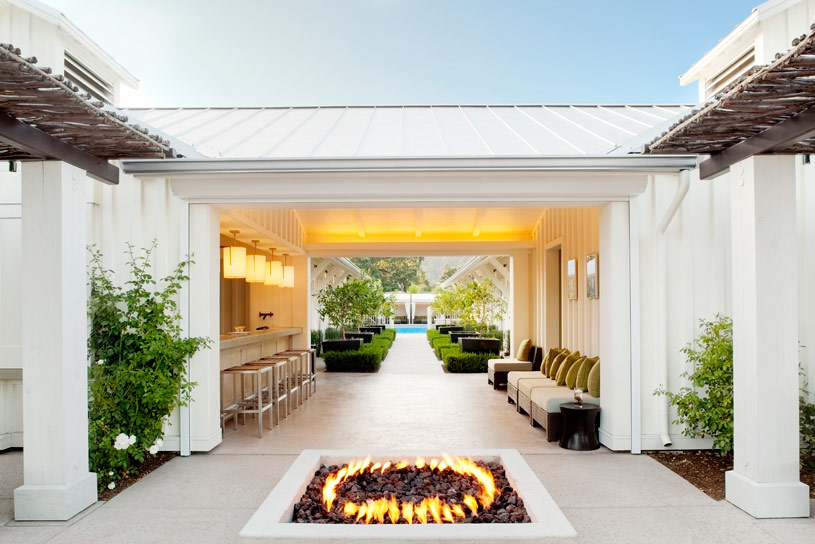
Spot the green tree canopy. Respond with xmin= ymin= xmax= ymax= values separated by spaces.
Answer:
xmin=351 ymin=257 xmax=425 ymax=292
xmin=315 ymin=277 xmax=386 ymax=336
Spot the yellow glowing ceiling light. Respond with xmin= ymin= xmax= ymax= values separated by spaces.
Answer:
xmin=280 ymin=254 xmax=294 ymax=288
xmin=264 ymin=248 xmax=283 ymax=286
xmin=222 ymin=230 xmax=246 ymax=279
xmin=245 ymin=240 xmax=266 ymax=283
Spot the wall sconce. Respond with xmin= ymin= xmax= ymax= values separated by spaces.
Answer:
xmin=222 ymin=230 xmax=246 ymax=279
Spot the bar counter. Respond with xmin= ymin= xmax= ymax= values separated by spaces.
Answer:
xmin=220 ymin=327 xmax=302 ymax=370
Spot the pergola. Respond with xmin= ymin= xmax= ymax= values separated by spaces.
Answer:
xmin=0 ymin=45 xmax=178 ymax=520
xmin=0 ymin=43 xmax=175 ymax=183
xmin=646 ymin=27 xmax=815 ymax=518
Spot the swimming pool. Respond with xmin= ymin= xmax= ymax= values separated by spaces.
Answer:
xmin=393 ymin=325 xmax=428 ymax=334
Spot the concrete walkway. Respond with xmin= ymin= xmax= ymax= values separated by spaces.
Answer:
xmin=1 ymin=333 xmax=813 ymax=543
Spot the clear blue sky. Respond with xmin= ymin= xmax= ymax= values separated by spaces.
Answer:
xmin=45 ymin=0 xmax=761 ymax=107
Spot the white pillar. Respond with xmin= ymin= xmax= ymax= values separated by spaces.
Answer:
xmin=292 ymin=255 xmax=309 ymax=348
xmin=598 ymin=202 xmax=632 ymax=451
xmin=509 ymin=251 xmax=531 ymax=351
xmin=14 ymin=162 xmax=96 ymax=520
xmin=725 ymin=156 xmax=809 ymax=518
xmin=188 ymin=204 xmax=222 ymax=452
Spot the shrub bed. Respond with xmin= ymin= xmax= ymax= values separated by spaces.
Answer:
xmin=427 ymin=329 xmax=440 ymax=342
xmin=439 ymin=344 xmax=461 ymax=361
xmin=323 ymin=332 xmax=392 ymax=372
xmin=379 ymin=328 xmax=396 ymax=341
xmin=444 ymin=352 xmax=497 ymax=373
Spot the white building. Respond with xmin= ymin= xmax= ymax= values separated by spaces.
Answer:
xmin=0 ymin=0 xmax=813 ymax=521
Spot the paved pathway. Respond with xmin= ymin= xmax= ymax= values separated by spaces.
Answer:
xmin=1 ymin=332 xmax=813 ymax=543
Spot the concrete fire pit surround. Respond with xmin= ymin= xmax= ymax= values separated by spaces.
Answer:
xmin=239 ymin=448 xmax=576 ymax=544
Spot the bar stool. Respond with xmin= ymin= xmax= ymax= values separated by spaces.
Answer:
xmin=277 ymin=349 xmax=316 ymax=398
xmin=220 ymin=361 xmax=276 ymax=438
xmin=241 ymin=359 xmax=289 ymax=427
xmin=261 ymin=355 xmax=300 ymax=416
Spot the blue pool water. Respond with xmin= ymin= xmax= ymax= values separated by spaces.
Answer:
xmin=393 ymin=325 xmax=428 ymax=334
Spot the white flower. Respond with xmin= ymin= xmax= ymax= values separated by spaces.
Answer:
xmin=95 ymin=359 xmax=104 ymax=366
xmin=149 ymin=445 xmax=159 ymax=455
xmin=107 ymin=482 xmax=116 ymax=490
xmin=113 ymin=433 xmax=130 ymax=451
xmin=128 ymin=435 xmax=136 ymax=446
xmin=108 ymin=471 xmax=114 ymax=476
xmin=154 ymin=438 xmax=163 ymax=448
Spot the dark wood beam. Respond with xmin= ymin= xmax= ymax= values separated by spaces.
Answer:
xmin=700 ymin=106 xmax=815 ymax=180
xmin=0 ymin=112 xmax=119 ymax=184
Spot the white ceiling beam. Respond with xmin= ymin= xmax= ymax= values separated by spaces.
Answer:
xmin=415 ymin=208 xmax=423 ymax=238
xmin=487 ymin=256 xmax=509 ymax=281
xmin=472 ymin=208 xmax=486 ymax=237
xmin=355 ymin=209 xmax=366 ymax=238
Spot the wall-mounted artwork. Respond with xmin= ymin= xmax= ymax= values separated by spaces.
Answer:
xmin=586 ymin=253 xmax=598 ymax=299
xmin=567 ymin=258 xmax=577 ymax=300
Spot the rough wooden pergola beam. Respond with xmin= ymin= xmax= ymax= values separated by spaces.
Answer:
xmin=700 ymin=106 xmax=815 ymax=179
xmin=0 ymin=111 xmax=119 ymax=184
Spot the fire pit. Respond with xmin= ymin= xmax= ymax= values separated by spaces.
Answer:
xmin=239 ymin=449 xmax=575 ymax=543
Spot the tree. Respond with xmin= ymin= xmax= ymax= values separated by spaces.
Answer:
xmin=458 ymin=278 xmax=507 ymax=333
xmin=351 ymin=257 xmax=425 ymax=292
xmin=431 ymin=285 xmax=464 ymax=319
xmin=439 ymin=263 xmax=459 ymax=283
xmin=315 ymin=278 xmax=385 ymax=337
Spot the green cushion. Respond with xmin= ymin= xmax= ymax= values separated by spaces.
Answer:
xmin=555 ymin=351 xmax=582 ymax=386
xmin=547 ymin=349 xmax=570 ymax=378
xmin=576 ymin=356 xmax=599 ymax=390
xmin=541 ymin=348 xmax=562 ymax=375
xmin=515 ymin=339 xmax=532 ymax=361
xmin=587 ymin=360 xmax=601 ymax=398
xmin=565 ymin=356 xmax=586 ymax=389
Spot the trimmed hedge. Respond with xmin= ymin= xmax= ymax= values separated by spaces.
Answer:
xmin=379 ymin=329 xmax=396 ymax=341
xmin=322 ymin=332 xmax=392 ymax=372
xmin=444 ymin=352 xmax=497 ymax=373
xmin=427 ymin=329 xmax=441 ymax=342
xmin=432 ymin=335 xmax=453 ymax=358
xmin=323 ymin=350 xmax=381 ymax=372
xmin=439 ymin=344 xmax=461 ymax=361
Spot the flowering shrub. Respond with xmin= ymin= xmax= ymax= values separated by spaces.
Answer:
xmin=88 ymin=244 xmax=210 ymax=492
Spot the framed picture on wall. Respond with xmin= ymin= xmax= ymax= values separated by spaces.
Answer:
xmin=567 ymin=258 xmax=577 ymax=300
xmin=586 ymin=253 xmax=598 ymax=299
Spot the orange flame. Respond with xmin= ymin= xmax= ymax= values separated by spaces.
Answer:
xmin=321 ymin=455 xmax=497 ymax=524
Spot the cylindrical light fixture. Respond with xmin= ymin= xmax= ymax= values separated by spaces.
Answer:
xmin=222 ymin=230 xmax=246 ymax=279
xmin=280 ymin=253 xmax=295 ymax=288
xmin=264 ymin=248 xmax=283 ymax=286
xmin=245 ymin=240 xmax=266 ymax=283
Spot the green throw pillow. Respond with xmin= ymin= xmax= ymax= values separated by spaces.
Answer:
xmin=587 ymin=360 xmax=601 ymax=398
xmin=555 ymin=351 xmax=582 ymax=386
xmin=548 ymin=349 xmax=570 ymax=378
xmin=515 ymin=339 xmax=532 ymax=361
xmin=541 ymin=347 xmax=562 ymax=375
xmin=565 ymin=356 xmax=586 ymax=388
xmin=576 ymin=356 xmax=599 ymax=390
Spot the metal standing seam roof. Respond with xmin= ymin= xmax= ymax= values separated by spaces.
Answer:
xmin=123 ymin=105 xmax=694 ymax=159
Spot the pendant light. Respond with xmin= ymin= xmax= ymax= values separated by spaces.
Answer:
xmin=222 ymin=230 xmax=246 ymax=279
xmin=245 ymin=240 xmax=266 ymax=283
xmin=264 ymin=248 xmax=283 ymax=286
xmin=280 ymin=253 xmax=295 ymax=288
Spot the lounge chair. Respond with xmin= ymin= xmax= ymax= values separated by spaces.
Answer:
xmin=486 ymin=341 xmax=541 ymax=389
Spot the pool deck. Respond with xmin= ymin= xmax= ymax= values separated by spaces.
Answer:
xmin=1 ymin=334 xmax=813 ymax=543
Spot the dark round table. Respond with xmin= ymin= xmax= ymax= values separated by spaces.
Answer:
xmin=559 ymin=403 xmax=600 ymax=451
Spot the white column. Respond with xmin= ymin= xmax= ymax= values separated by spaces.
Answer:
xmin=725 ymin=156 xmax=809 ymax=518
xmin=598 ymin=202 xmax=632 ymax=451
xmin=14 ymin=162 xmax=96 ymax=520
xmin=509 ymin=251 xmax=531 ymax=351
xmin=188 ymin=204 xmax=222 ymax=452
xmin=291 ymin=255 xmax=310 ymax=348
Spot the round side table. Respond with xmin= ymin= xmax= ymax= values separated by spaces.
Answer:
xmin=559 ymin=403 xmax=600 ymax=451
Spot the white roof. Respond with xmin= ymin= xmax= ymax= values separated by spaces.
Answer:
xmin=124 ymin=105 xmax=693 ymax=159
